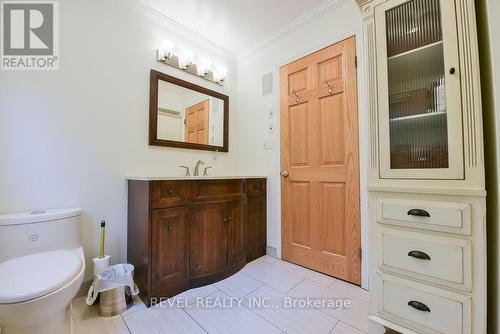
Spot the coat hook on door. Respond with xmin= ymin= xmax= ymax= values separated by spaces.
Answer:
xmin=325 ymin=80 xmax=333 ymax=95
xmin=291 ymin=89 xmax=299 ymax=103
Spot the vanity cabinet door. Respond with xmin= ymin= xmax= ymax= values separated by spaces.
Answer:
xmin=246 ymin=195 xmax=267 ymax=262
xmin=228 ymin=198 xmax=247 ymax=265
xmin=189 ymin=201 xmax=229 ymax=278
xmin=151 ymin=207 xmax=189 ymax=290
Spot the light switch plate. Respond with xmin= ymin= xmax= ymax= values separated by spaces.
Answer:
xmin=263 ymin=139 xmax=274 ymax=150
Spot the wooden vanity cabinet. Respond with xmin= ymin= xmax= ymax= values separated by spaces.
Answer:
xmin=127 ymin=178 xmax=266 ymax=306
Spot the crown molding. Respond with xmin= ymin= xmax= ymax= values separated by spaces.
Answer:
xmin=132 ymin=0 xmax=237 ymax=61
xmin=238 ymin=0 xmax=350 ymax=60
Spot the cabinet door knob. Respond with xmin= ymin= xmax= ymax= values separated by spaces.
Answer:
xmin=223 ymin=218 xmax=228 ymax=226
xmin=407 ymin=208 xmax=430 ymax=217
xmin=167 ymin=225 xmax=173 ymax=230
xmin=449 ymin=67 xmax=456 ymax=74
xmin=408 ymin=250 xmax=431 ymax=261
xmin=281 ymin=170 xmax=289 ymax=177
xmin=408 ymin=300 xmax=431 ymax=313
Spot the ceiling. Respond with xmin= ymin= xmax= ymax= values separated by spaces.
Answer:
xmin=137 ymin=0 xmax=335 ymax=56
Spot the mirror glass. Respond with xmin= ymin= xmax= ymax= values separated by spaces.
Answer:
xmin=156 ymin=79 xmax=225 ymax=147
xmin=150 ymin=70 xmax=228 ymax=151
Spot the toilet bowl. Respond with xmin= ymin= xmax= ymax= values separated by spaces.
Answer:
xmin=0 ymin=209 xmax=85 ymax=334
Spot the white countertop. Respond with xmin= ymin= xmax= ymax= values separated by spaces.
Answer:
xmin=127 ymin=176 xmax=268 ymax=181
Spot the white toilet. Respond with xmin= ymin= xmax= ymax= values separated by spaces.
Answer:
xmin=0 ymin=208 xmax=85 ymax=334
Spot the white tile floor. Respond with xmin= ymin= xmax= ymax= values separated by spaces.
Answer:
xmin=72 ymin=256 xmax=370 ymax=334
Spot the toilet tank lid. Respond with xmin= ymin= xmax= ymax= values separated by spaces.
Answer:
xmin=0 ymin=208 xmax=82 ymax=226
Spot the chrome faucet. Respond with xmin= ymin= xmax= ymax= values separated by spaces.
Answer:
xmin=203 ymin=166 xmax=212 ymax=176
xmin=179 ymin=165 xmax=190 ymax=176
xmin=193 ymin=160 xmax=205 ymax=176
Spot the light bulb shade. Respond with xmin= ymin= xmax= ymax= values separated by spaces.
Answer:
xmin=213 ymin=65 xmax=228 ymax=83
xmin=160 ymin=40 xmax=174 ymax=60
xmin=179 ymin=49 xmax=194 ymax=69
xmin=198 ymin=58 xmax=212 ymax=76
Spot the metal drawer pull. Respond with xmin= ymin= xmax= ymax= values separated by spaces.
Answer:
xmin=407 ymin=208 xmax=430 ymax=217
xmin=408 ymin=250 xmax=431 ymax=261
xmin=408 ymin=300 xmax=431 ymax=313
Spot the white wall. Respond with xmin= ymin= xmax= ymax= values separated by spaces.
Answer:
xmin=235 ymin=1 xmax=368 ymax=288
xmin=0 ymin=0 xmax=238 ymax=280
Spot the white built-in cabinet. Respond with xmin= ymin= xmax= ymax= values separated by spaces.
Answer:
xmin=356 ymin=0 xmax=486 ymax=333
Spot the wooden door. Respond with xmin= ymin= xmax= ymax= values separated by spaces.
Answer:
xmin=227 ymin=198 xmax=247 ymax=265
xmin=151 ymin=207 xmax=189 ymax=290
xmin=189 ymin=201 xmax=228 ymax=277
xmin=185 ymin=99 xmax=209 ymax=145
xmin=280 ymin=37 xmax=361 ymax=284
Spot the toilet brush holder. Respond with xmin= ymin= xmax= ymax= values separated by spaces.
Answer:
xmin=92 ymin=255 xmax=110 ymax=276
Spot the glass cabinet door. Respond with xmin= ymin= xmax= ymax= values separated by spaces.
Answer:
xmin=375 ymin=0 xmax=464 ymax=179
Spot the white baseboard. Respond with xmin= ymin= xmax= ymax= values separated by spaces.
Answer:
xmin=266 ymin=246 xmax=278 ymax=258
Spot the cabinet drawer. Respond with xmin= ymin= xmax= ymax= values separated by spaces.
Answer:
xmin=377 ymin=198 xmax=471 ymax=235
xmin=376 ymin=273 xmax=471 ymax=334
xmin=152 ymin=181 xmax=190 ymax=209
xmin=377 ymin=227 xmax=471 ymax=290
xmin=247 ymin=179 xmax=266 ymax=197
xmin=192 ymin=180 xmax=246 ymax=201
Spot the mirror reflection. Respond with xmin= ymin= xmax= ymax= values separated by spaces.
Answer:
xmin=157 ymin=80 xmax=225 ymax=147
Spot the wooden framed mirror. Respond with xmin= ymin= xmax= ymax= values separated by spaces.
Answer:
xmin=149 ymin=69 xmax=229 ymax=152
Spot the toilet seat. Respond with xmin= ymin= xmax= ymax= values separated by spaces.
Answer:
xmin=0 ymin=250 xmax=82 ymax=304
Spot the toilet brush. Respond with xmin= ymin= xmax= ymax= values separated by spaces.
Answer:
xmin=92 ymin=220 xmax=110 ymax=276
xmin=99 ymin=220 xmax=105 ymax=258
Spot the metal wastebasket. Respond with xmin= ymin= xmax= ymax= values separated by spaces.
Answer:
xmin=99 ymin=285 xmax=134 ymax=317
xmin=86 ymin=263 xmax=139 ymax=317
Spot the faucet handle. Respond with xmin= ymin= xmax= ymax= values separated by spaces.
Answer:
xmin=180 ymin=166 xmax=190 ymax=176
xmin=203 ymin=166 xmax=213 ymax=176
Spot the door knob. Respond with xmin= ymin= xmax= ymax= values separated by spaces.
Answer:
xmin=281 ymin=170 xmax=289 ymax=177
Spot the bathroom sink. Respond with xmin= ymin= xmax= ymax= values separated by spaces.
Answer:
xmin=127 ymin=175 xmax=267 ymax=181
xmin=127 ymin=176 xmax=267 ymax=181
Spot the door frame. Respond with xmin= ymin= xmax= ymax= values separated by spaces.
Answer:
xmin=273 ymin=28 xmax=369 ymax=290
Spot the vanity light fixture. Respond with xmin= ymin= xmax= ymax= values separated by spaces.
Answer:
xmin=156 ymin=44 xmax=227 ymax=86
